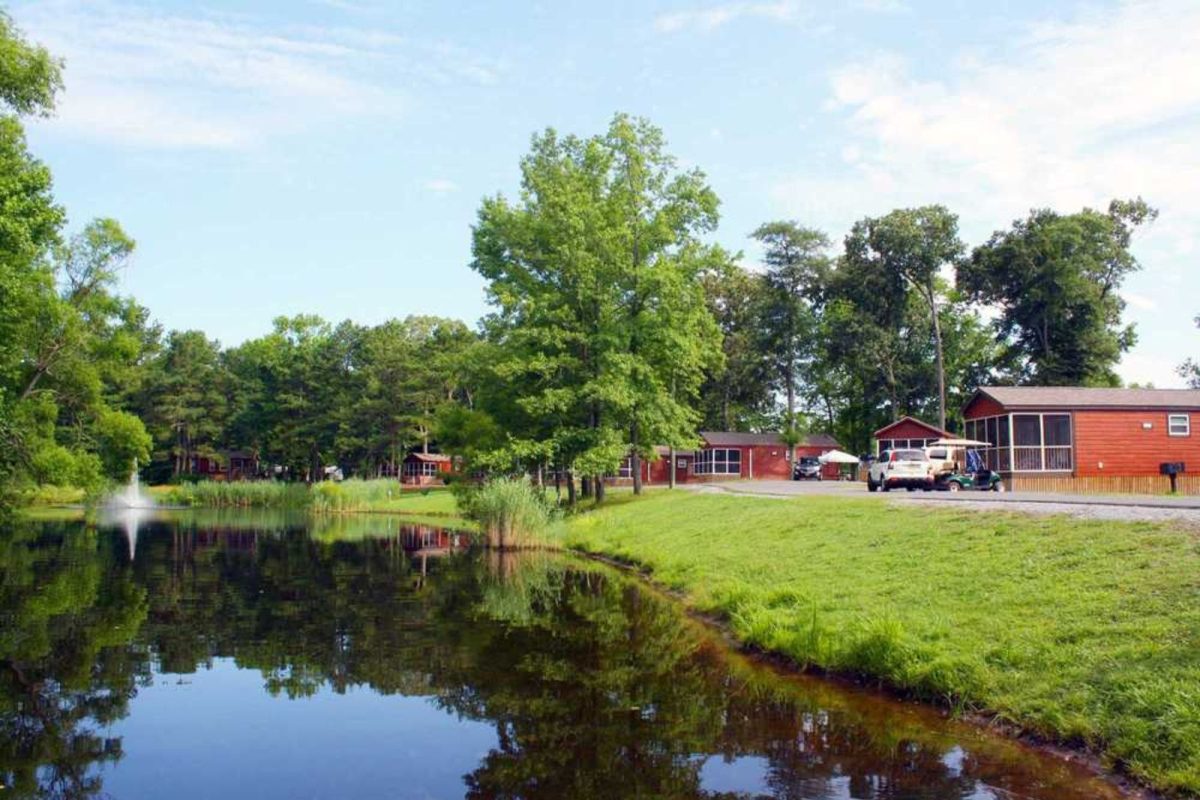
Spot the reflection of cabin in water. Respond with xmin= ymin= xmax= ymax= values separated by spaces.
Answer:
xmin=401 ymin=452 xmax=454 ymax=485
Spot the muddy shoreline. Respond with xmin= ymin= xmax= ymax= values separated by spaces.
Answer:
xmin=575 ymin=547 xmax=1163 ymax=800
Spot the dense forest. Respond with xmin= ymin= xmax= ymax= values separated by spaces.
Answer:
xmin=0 ymin=13 xmax=1185 ymax=506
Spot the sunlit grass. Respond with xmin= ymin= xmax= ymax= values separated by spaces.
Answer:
xmin=159 ymin=479 xmax=460 ymax=516
xmin=563 ymin=491 xmax=1200 ymax=795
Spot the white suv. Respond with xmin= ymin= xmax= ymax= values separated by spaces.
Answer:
xmin=868 ymin=449 xmax=933 ymax=492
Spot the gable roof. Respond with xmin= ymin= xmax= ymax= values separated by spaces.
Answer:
xmin=405 ymin=452 xmax=452 ymax=463
xmin=966 ymin=386 xmax=1200 ymax=412
xmin=872 ymin=415 xmax=950 ymax=438
xmin=700 ymin=431 xmax=841 ymax=448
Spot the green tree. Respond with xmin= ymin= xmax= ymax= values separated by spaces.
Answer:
xmin=138 ymin=330 xmax=229 ymax=477
xmin=847 ymin=206 xmax=964 ymax=430
xmin=752 ymin=221 xmax=831 ymax=463
xmin=697 ymin=257 xmax=773 ymax=431
xmin=1178 ymin=315 xmax=1200 ymax=389
xmin=471 ymin=114 xmax=722 ymax=501
xmin=959 ymin=198 xmax=1157 ymax=386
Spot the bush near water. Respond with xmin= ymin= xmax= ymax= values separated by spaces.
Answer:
xmin=459 ymin=478 xmax=556 ymax=549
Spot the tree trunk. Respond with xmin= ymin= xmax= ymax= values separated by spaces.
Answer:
xmin=785 ymin=361 xmax=797 ymax=467
xmin=595 ymin=474 xmax=605 ymax=503
xmin=565 ymin=470 xmax=576 ymax=506
xmin=631 ymin=421 xmax=643 ymax=496
xmin=581 ymin=475 xmax=592 ymax=499
xmin=668 ymin=446 xmax=676 ymax=489
xmin=928 ymin=284 xmax=947 ymax=431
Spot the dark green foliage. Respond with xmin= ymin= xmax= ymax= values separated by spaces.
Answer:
xmin=959 ymin=198 xmax=1156 ymax=386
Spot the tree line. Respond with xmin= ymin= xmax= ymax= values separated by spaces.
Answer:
xmin=0 ymin=15 xmax=1177 ymax=506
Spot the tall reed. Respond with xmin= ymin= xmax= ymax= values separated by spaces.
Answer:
xmin=462 ymin=478 xmax=555 ymax=549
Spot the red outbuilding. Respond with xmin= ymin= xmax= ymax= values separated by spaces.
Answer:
xmin=691 ymin=431 xmax=842 ymax=482
xmin=962 ymin=386 xmax=1200 ymax=494
xmin=401 ymin=452 xmax=454 ymax=486
xmin=611 ymin=432 xmax=843 ymax=484
xmin=873 ymin=416 xmax=950 ymax=455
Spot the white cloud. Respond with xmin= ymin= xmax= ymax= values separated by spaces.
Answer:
xmin=14 ymin=0 xmax=501 ymax=150
xmin=853 ymin=0 xmax=910 ymax=12
xmin=770 ymin=0 xmax=1200 ymax=387
xmin=655 ymin=1 xmax=805 ymax=33
xmin=423 ymin=179 xmax=459 ymax=194
xmin=1124 ymin=293 xmax=1157 ymax=312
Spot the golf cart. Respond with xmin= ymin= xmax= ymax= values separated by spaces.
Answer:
xmin=926 ymin=438 xmax=1005 ymax=493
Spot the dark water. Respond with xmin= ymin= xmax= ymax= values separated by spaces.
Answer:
xmin=0 ymin=511 xmax=1125 ymax=800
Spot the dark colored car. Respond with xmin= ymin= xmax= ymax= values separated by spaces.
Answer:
xmin=793 ymin=456 xmax=823 ymax=481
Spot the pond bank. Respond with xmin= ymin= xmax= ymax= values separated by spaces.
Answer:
xmin=562 ymin=490 xmax=1200 ymax=797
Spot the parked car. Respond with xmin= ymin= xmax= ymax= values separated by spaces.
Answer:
xmin=793 ymin=456 xmax=823 ymax=481
xmin=867 ymin=449 xmax=933 ymax=492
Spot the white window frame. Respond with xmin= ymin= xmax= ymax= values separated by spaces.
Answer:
xmin=1168 ymin=413 xmax=1191 ymax=437
xmin=694 ymin=447 xmax=742 ymax=475
xmin=403 ymin=460 xmax=439 ymax=477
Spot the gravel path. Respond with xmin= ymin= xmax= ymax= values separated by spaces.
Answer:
xmin=688 ymin=480 xmax=1200 ymax=527
xmin=898 ymin=497 xmax=1200 ymax=527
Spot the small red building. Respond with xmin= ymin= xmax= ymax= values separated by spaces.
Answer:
xmin=187 ymin=450 xmax=259 ymax=481
xmin=963 ymin=386 xmax=1200 ymax=494
xmin=401 ymin=452 xmax=453 ymax=486
xmin=691 ymin=431 xmax=841 ymax=482
xmin=873 ymin=416 xmax=951 ymax=454
xmin=610 ymin=433 xmax=842 ymax=484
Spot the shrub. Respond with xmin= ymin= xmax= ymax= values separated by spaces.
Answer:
xmin=462 ymin=477 xmax=556 ymax=549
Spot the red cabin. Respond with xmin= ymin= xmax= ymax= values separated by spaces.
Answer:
xmin=873 ymin=416 xmax=950 ymax=455
xmin=401 ymin=452 xmax=453 ymax=486
xmin=691 ymin=431 xmax=842 ymax=482
xmin=963 ymin=386 xmax=1200 ymax=494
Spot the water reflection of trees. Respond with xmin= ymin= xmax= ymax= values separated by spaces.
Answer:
xmin=0 ymin=518 xmax=1114 ymax=800
xmin=0 ymin=523 xmax=148 ymax=800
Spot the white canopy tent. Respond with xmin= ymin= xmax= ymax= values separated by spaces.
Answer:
xmin=818 ymin=449 xmax=862 ymax=465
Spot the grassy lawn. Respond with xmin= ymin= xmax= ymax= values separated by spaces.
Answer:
xmin=562 ymin=490 xmax=1200 ymax=795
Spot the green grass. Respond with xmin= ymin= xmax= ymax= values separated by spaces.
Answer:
xmin=563 ymin=491 xmax=1200 ymax=795
xmin=159 ymin=479 xmax=460 ymax=516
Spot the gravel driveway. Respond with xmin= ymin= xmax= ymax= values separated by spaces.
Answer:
xmin=692 ymin=479 xmax=1200 ymax=527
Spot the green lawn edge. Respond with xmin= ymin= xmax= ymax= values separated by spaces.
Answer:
xmin=560 ymin=490 xmax=1200 ymax=796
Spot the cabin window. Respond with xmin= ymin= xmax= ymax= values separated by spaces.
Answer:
xmin=694 ymin=448 xmax=742 ymax=475
xmin=403 ymin=460 xmax=440 ymax=477
xmin=1169 ymin=414 xmax=1191 ymax=437
xmin=617 ymin=458 xmax=633 ymax=478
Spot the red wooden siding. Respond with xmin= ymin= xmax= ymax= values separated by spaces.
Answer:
xmin=1075 ymin=410 xmax=1198 ymax=477
xmin=963 ymin=394 xmax=1006 ymax=418
xmin=874 ymin=420 xmax=945 ymax=442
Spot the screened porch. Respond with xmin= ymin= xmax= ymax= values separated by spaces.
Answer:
xmin=963 ymin=413 xmax=1073 ymax=472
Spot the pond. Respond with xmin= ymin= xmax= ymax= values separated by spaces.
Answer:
xmin=1 ymin=510 xmax=1126 ymax=800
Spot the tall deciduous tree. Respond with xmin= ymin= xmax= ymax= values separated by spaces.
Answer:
xmin=1179 ymin=314 xmax=1200 ymax=389
xmin=847 ymin=207 xmax=963 ymax=430
xmin=471 ymin=114 xmax=722 ymax=500
xmin=697 ymin=256 xmax=773 ymax=431
xmin=752 ymin=222 xmax=830 ymax=464
xmin=959 ymin=198 xmax=1156 ymax=386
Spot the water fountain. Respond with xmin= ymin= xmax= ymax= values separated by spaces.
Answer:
xmin=103 ymin=458 xmax=156 ymax=560
xmin=117 ymin=458 xmax=151 ymax=508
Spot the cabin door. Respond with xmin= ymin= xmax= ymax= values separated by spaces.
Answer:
xmin=674 ymin=455 xmax=691 ymax=484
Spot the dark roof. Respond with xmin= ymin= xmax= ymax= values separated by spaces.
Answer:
xmin=968 ymin=386 xmax=1200 ymax=411
xmin=872 ymin=415 xmax=950 ymax=438
xmin=700 ymin=431 xmax=841 ymax=448
xmin=406 ymin=452 xmax=452 ymax=462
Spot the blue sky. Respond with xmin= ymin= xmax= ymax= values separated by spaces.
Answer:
xmin=13 ymin=0 xmax=1199 ymax=386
